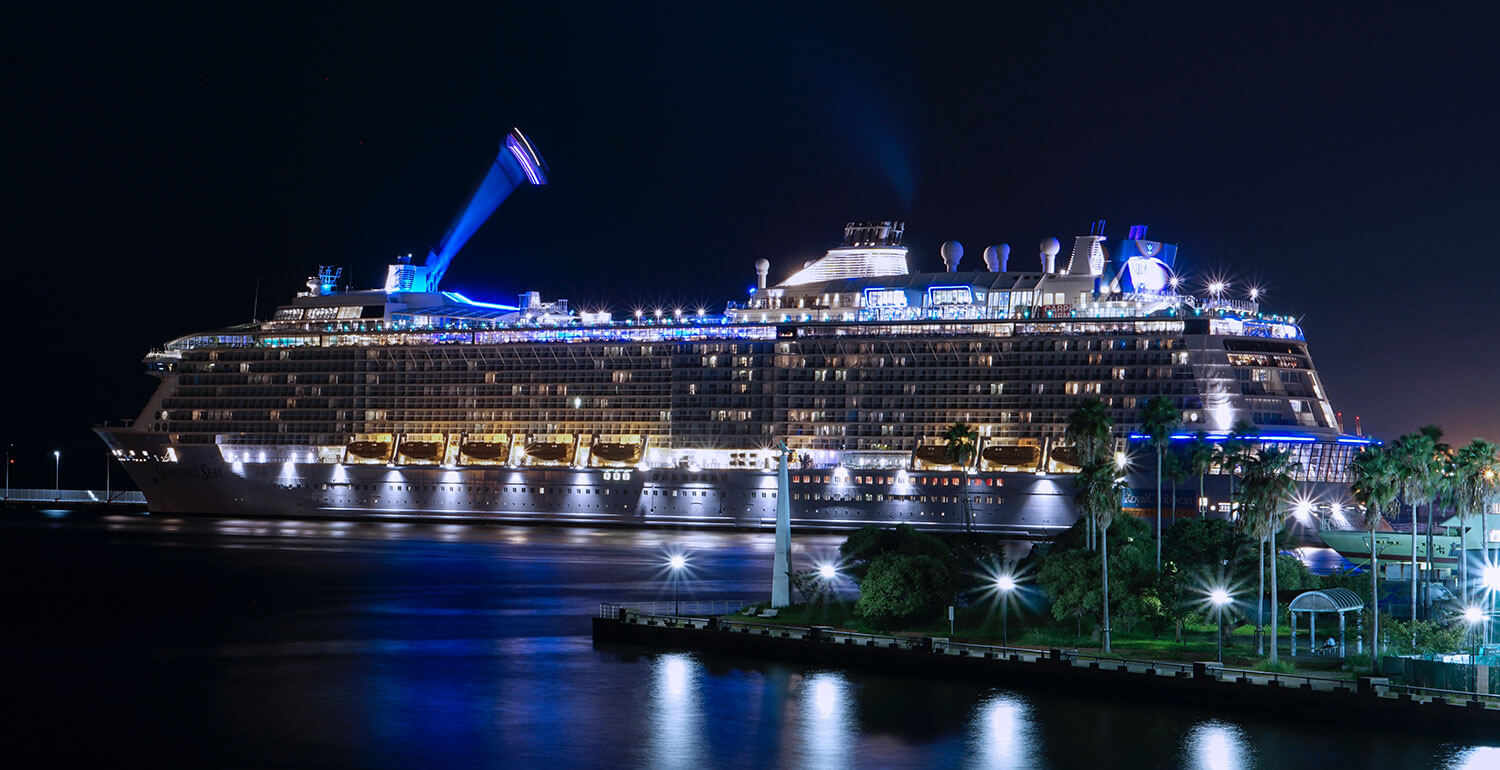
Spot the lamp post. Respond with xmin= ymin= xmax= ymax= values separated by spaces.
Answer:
xmin=668 ymin=554 xmax=687 ymax=616
xmin=53 ymin=450 xmax=61 ymax=497
xmin=818 ymin=563 xmax=837 ymax=623
xmin=1483 ymin=566 xmax=1500 ymax=646
xmin=1210 ymin=588 xmax=1232 ymax=664
xmin=996 ymin=574 xmax=1017 ymax=646
xmin=1464 ymin=605 xmax=1486 ymax=691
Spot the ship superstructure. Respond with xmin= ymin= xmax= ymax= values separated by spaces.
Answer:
xmin=99 ymin=134 xmax=1374 ymax=533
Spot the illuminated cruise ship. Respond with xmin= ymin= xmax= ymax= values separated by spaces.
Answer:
xmin=98 ymin=130 xmax=1374 ymax=534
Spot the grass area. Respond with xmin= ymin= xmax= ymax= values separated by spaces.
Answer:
xmin=717 ymin=600 xmax=1361 ymax=679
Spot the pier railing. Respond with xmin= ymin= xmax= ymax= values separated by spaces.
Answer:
xmin=598 ymin=600 xmax=757 ymax=620
xmin=599 ymin=604 xmax=1500 ymax=709
xmin=2 ymin=488 xmax=146 ymax=504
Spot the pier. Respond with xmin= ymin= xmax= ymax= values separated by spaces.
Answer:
xmin=593 ymin=603 xmax=1500 ymax=737
xmin=2 ymin=488 xmax=146 ymax=510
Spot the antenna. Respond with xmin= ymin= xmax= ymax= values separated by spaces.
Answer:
xmin=252 ymin=276 xmax=261 ymax=322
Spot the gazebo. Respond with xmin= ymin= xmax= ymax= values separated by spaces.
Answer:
xmin=1288 ymin=588 xmax=1365 ymax=657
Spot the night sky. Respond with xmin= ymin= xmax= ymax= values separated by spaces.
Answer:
xmin=9 ymin=3 xmax=1498 ymax=488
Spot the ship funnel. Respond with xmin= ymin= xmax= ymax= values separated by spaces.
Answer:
xmin=940 ymin=241 xmax=964 ymax=272
xmin=1041 ymin=237 xmax=1061 ymax=273
xmin=983 ymin=243 xmax=1010 ymax=271
xmin=409 ymin=128 xmax=548 ymax=292
xmin=755 ymin=258 xmax=770 ymax=289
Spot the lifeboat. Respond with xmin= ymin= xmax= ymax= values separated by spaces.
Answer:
xmin=591 ymin=442 xmax=643 ymax=464
xmin=524 ymin=442 xmax=572 ymax=464
xmin=460 ymin=441 xmax=510 ymax=462
xmin=396 ymin=440 xmax=444 ymax=464
xmin=345 ymin=440 xmax=392 ymax=464
xmin=1049 ymin=446 xmax=1082 ymax=469
xmin=982 ymin=444 xmax=1040 ymax=467
xmin=914 ymin=445 xmax=954 ymax=465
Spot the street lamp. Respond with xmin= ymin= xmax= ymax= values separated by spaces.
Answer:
xmin=996 ymin=574 xmax=1017 ymax=646
xmin=817 ymin=563 xmax=838 ymax=622
xmin=667 ymin=554 xmax=688 ymax=616
xmin=1210 ymin=588 xmax=1232 ymax=664
xmin=1482 ymin=566 xmax=1500 ymax=645
xmin=53 ymin=450 xmax=61 ymax=494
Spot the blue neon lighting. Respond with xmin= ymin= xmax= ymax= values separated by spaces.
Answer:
xmin=442 ymin=292 xmax=518 ymax=310
xmin=1128 ymin=432 xmax=1340 ymax=444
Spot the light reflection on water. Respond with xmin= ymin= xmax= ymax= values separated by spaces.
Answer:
xmin=4 ymin=510 xmax=1497 ymax=768
xmin=798 ymin=673 xmax=852 ymax=768
xmin=1185 ymin=720 xmax=1254 ymax=770
xmin=967 ymin=692 xmax=1037 ymax=769
xmin=648 ymin=654 xmax=706 ymax=770
xmin=1446 ymin=747 xmax=1500 ymax=769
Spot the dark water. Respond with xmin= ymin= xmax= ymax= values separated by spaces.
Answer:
xmin=1 ymin=510 xmax=1493 ymax=768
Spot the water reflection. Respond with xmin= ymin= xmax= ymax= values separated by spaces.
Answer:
xmin=967 ymin=691 xmax=1037 ymax=769
xmin=1445 ymin=747 xmax=1500 ymax=768
xmin=796 ymin=672 xmax=852 ymax=768
xmin=646 ymin=654 xmax=706 ymax=770
xmin=1184 ymin=720 xmax=1254 ymax=770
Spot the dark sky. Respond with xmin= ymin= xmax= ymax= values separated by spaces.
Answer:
xmin=9 ymin=2 xmax=1498 ymax=487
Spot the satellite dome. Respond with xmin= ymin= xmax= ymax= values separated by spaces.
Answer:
xmin=1040 ymin=237 xmax=1061 ymax=256
xmin=755 ymin=258 xmax=770 ymax=272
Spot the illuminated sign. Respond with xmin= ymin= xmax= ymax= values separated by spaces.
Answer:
xmin=927 ymin=286 xmax=974 ymax=306
xmin=1120 ymin=257 xmax=1172 ymax=294
xmin=863 ymin=288 xmax=909 ymax=308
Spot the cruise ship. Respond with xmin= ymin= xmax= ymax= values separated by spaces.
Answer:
xmin=98 ymin=129 xmax=1376 ymax=536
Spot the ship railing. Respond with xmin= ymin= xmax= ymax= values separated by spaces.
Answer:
xmin=2 ymin=488 xmax=147 ymax=505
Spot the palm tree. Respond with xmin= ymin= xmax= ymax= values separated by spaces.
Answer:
xmin=1140 ymin=396 xmax=1179 ymax=572
xmin=1239 ymin=448 xmax=1300 ymax=663
xmin=1164 ymin=450 xmax=1190 ymax=531
xmin=1066 ymin=399 xmax=1113 ymax=549
xmin=944 ymin=422 xmax=979 ymax=531
xmin=1350 ymin=446 xmax=1398 ymax=658
xmin=1454 ymin=439 xmax=1500 ymax=601
xmin=1418 ymin=425 xmax=1449 ymax=606
xmin=1221 ymin=418 xmax=1257 ymax=521
xmin=1076 ymin=459 xmax=1125 ymax=654
xmin=1392 ymin=432 xmax=1435 ymax=625
xmin=1188 ymin=432 xmax=1216 ymax=517
xmin=1065 ymin=399 xmax=1113 ymax=466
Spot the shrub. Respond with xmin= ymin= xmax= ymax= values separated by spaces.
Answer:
xmin=854 ymin=554 xmax=955 ymax=630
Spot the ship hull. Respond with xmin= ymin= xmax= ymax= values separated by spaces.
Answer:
xmin=98 ymin=430 xmax=1089 ymax=535
xmin=1317 ymin=528 xmax=1488 ymax=568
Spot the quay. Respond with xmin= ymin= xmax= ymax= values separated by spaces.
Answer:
xmin=593 ymin=603 xmax=1499 ymax=738
xmin=2 ymin=488 xmax=147 ymax=510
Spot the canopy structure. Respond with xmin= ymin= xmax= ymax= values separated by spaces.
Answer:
xmin=1288 ymin=588 xmax=1365 ymax=657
